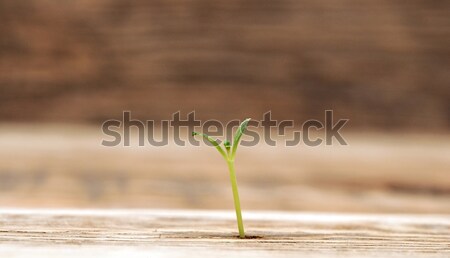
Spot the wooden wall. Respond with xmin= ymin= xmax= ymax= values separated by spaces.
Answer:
xmin=0 ymin=0 xmax=449 ymax=130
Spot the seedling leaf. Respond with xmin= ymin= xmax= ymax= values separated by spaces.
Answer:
xmin=231 ymin=118 xmax=251 ymax=159
xmin=192 ymin=131 xmax=227 ymax=159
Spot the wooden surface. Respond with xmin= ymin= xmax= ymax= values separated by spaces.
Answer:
xmin=0 ymin=126 xmax=449 ymax=256
xmin=0 ymin=209 xmax=449 ymax=257
xmin=0 ymin=125 xmax=449 ymax=213
xmin=0 ymin=1 xmax=449 ymax=130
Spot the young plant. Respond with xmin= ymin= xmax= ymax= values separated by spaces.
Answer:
xmin=192 ymin=118 xmax=250 ymax=238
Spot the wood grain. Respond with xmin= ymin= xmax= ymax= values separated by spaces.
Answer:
xmin=0 ymin=209 xmax=449 ymax=257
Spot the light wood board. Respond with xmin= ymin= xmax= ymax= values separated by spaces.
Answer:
xmin=0 ymin=209 xmax=449 ymax=257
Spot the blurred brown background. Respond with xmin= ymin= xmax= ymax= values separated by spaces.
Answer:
xmin=1 ymin=0 xmax=449 ymax=129
xmin=0 ymin=0 xmax=449 ymax=213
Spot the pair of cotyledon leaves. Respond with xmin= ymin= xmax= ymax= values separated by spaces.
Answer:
xmin=192 ymin=118 xmax=250 ymax=161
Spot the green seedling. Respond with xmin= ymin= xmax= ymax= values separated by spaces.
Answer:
xmin=192 ymin=118 xmax=250 ymax=238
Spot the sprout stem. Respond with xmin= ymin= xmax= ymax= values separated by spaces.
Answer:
xmin=193 ymin=118 xmax=250 ymax=238
xmin=227 ymin=159 xmax=245 ymax=238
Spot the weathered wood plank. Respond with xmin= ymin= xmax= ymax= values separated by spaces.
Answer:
xmin=0 ymin=127 xmax=448 ymax=212
xmin=0 ymin=209 xmax=449 ymax=257
xmin=0 ymin=126 xmax=449 ymax=213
